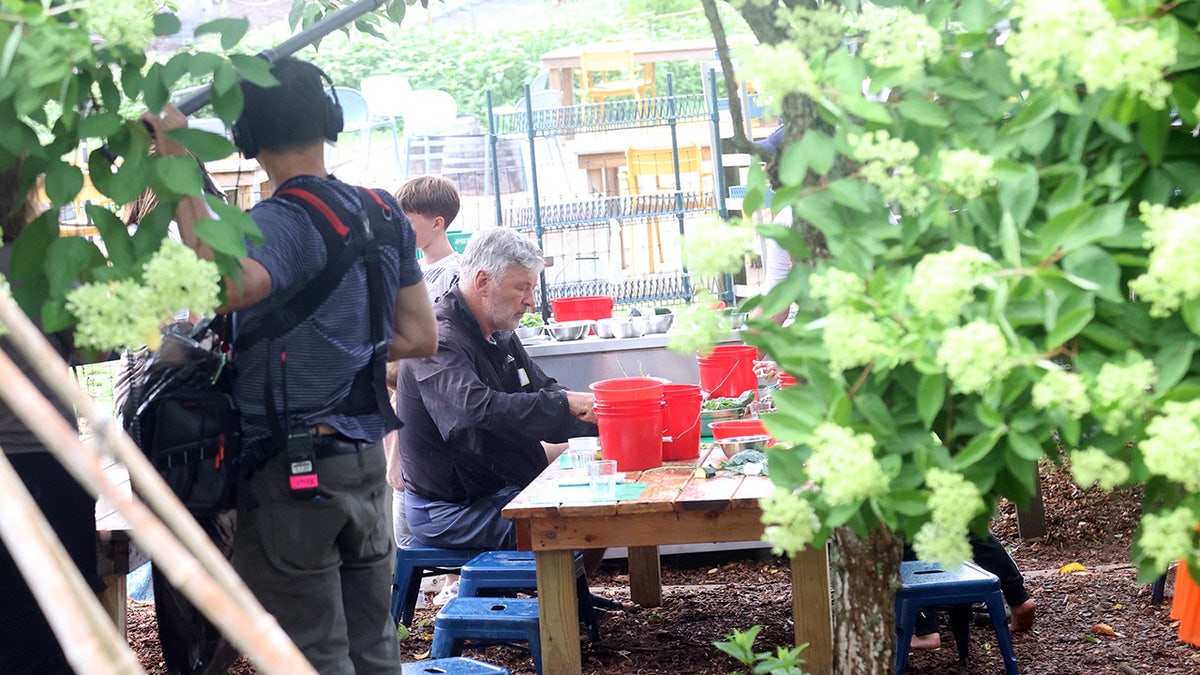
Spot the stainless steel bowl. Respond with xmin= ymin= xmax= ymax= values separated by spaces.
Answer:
xmin=515 ymin=325 xmax=544 ymax=340
xmin=545 ymin=320 xmax=591 ymax=341
xmin=593 ymin=318 xmax=619 ymax=339
xmin=721 ymin=310 xmax=749 ymax=330
xmin=700 ymin=407 xmax=745 ymax=436
xmin=716 ymin=434 xmax=772 ymax=458
xmin=611 ymin=317 xmax=645 ymax=339
xmin=644 ymin=313 xmax=674 ymax=334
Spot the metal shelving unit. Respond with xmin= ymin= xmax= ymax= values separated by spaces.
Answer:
xmin=485 ymin=76 xmax=737 ymax=319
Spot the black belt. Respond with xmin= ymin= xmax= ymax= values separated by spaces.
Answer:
xmin=311 ymin=433 xmax=374 ymax=458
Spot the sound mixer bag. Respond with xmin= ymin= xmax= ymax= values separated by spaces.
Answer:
xmin=123 ymin=318 xmax=240 ymax=516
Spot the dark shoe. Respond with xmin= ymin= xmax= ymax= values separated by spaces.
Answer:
xmin=1009 ymin=598 xmax=1036 ymax=633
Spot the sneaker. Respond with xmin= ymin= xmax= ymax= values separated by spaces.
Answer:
xmin=432 ymin=580 xmax=460 ymax=607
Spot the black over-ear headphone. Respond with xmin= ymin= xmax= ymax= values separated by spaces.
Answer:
xmin=231 ymin=61 xmax=344 ymax=160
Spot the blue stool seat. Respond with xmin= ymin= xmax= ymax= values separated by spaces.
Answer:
xmin=459 ymin=550 xmax=600 ymax=641
xmin=895 ymin=560 xmax=1019 ymax=675
xmin=432 ymin=596 xmax=542 ymax=675
xmin=391 ymin=545 xmax=484 ymax=627
xmin=402 ymin=656 xmax=510 ymax=674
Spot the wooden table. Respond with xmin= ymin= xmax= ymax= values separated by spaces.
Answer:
xmin=205 ymin=155 xmax=272 ymax=209
xmin=95 ymin=455 xmax=149 ymax=635
xmin=502 ymin=446 xmax=833 ymax=675
xmin=541 ymin=36 xmax=756 ymax=108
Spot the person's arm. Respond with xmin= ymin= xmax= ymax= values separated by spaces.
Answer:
xmin=389 ymin=282 xmax=437 ymax=359
xmin=139 ymin=106 xmax=272 ymax=312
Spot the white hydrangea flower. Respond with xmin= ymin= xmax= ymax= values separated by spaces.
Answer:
xmin=1090 ymin=355 xmax=1157 ymax=434
xmin=1069 ymin=447 xmax=1131 ymax=491
xmin=850 ymin=130 xmax=929 ymax=213
xmin=820 ymin=308 xmax=895 ymax=373
xmin=854 ymin=5 xmax=943 ymax=84
xmin=668 ymin=290 xmax=728 ymax=356
xmin=1080 ymin=26 xmax=1175 ymax=109
xmin=1138 ymin=507 xmax=1200 ymax=573
xmin=937 ymin=149 xmax=995 ymax=201
xmin=805 ymin=423 xmax=890 ymax=506
xmin=925 ymin=468 xmax=985 ymax=531
xmin=739 ymin=43 xmax=822 ymax=103
xmin=66 ymin=280 xmax=161 ymax=351
xmin=760 ymin=488 xmax=822 ymax=557
xmin=906 ymin=245 xmax=994 ymax=324
xmin=1005 ymin=0 xmax=1115 ymax=88
xmin=912 ymin=521 xmax=972 ymax=569
xmin=1031 ymin=369 xmax=1091 ymax=419
xmin=683 ymin=216 xmax=757 ymax=278
xmin=936 ymin=321 xmax=1011 ymax=394
xmin=143 ymin=238 xmax=222 ymax=320
xmin=809 ymin=267 xmax=865 ymax=310
xmin=1006 ymin=0 xmax=1174 ymax=108
xmin=1140 ymin=401 xmax=1200 ymax=490
xmin=1129 ymin=202 xmax=1200 ymax=317
xmin=83 ymin=0 xmax=159 ymax=47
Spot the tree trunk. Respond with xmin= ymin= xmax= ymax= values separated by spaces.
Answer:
xmin=828 ymin=526 xmax=903 ymax=674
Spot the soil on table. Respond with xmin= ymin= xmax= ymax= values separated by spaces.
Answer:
xmin=127 ymin=461 xmax=1200 ymax=674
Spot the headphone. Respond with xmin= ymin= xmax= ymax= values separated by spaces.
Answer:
xmin=231 ymin=61 xmax=344 ymax=160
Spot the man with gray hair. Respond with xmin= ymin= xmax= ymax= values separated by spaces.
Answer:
xmin=395 ymin=227 xmax=598 ymax=550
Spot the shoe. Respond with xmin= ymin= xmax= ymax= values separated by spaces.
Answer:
xmin=1009 ymin=598 xmax=1036 ymax=633
xmin=433 ymin=580 xmax=460 ymax=607
xmin=588 ymin=592 xmax=631 ymax=612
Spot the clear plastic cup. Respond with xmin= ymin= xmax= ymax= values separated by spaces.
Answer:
xmin=588 ymin=459 xmax=618 ymax=500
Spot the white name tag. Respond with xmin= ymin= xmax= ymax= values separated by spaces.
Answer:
xmin=517 ymin=367 xmax=530 ymax=387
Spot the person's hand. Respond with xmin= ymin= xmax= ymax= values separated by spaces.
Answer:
xmin=753 ymin=359 xmax=781 ymax=383
xmin=139 ymin=104 xmax=189 ymax=158
xmin=566 ymin=391 xmax=596 ymax=423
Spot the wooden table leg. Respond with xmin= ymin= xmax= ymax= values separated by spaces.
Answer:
xmin=536 ymin=549 xmax=581 ymax=675
xmin=792 ymin=545 xmax=832 ymax=675
xmin=98 ymin=574 xmax=126 ymax=635
xmin=627 ymin=545 xmax=662 ymax=607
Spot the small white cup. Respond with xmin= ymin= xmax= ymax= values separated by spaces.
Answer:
xmin=588 ymin=459 xmax=618 ymax=500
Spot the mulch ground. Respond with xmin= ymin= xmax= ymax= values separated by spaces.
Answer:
xmin=127 ymin=461 xmax=1200 ymax=674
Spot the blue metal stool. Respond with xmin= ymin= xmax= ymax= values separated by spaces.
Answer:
xmin=391 ymin=545 xmax=484 ymax=627
xmin=459 ymin=550 xmax=600 ymax=641
xmin=431 ymin=597 xmax=542 ymax=675
xmin=895 ymin=560 xmax=1019 ymax=675
xmin=401 ymin=656 xmax=510 ymax=674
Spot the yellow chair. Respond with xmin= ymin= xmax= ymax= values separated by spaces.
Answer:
xmin=618 ymin=143 xmax=713 ymax=273
xmin=577 ymin=48 xmax=656 ymax=104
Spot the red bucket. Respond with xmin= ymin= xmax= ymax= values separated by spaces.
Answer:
xmin=710 ymin=418 xmax=775 ymax=446
xmin=697 ymin=345 xmax=758 ymax=399
xmin=590 ymin=377 xmax=665 ymax=404
xmin=596 ymin=399 xmax=666 ymax=471
xmin=662 ymin=383 xmax=702 ymax=461
xmin=551 ymin=295 xmax=614 ymax=322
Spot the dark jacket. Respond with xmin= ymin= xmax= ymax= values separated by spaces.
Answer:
xmin=396 ymin=288 xmax=596 ymax=503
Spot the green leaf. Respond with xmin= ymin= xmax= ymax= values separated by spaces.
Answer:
xmin=143 ymin=63 xmax=169 ymax=113
xmin=898 ymin=97 xmax=950 ymax=128
xmin=169 ymin=128 xmax=236 ymax=162
xmin=1062 ymin=202 xmax=1127 ymax=251
xmin=1183 ymin=297 xmax=1200 ymax=337
xmin=996 ymin=163 xmax=1038 ymax=231
xmin=155 ymin=155 xmax=204 ymax=196
xmin=792 ymin=192 xmax=842 ymax=234
xmin=229 ymin=54 xmax=278 ymax=88
xmin=777 ymin=142 xmax=808 ymax=186
xmin=194 ymin=215 xmax=248 ymax=260
xmin=881 ymin=489 xmax=929 ymax=516
xmin=45 ymin=237 xmax=102 ymax=297
xmin=43 ymin=160 xmax=83 ymax=206
xmin=152 ymin=13 xmax=182 ymax=37
xmin=79 ymin=112 xmax=123 ymax=139
xmin=954 ymin=428 xmax=1002 ymax=470
xmin=194 ymin=18 xmax=250 ymax=50
xmin=800 ymin=130 xmax=836 ymax=176
xmin=89 ymin=207 xmax=136 ymax=274
xmin=827 ymin=179 xmax=872 ymax=213
xmin=841 ymin=95 xmax=892 ymax=125
xmin=1045 ymin=304 xmax=1095 ymax=350
xmin=1137 ymin=104 xmax=1169 ymax=166
xmin=1007 ymin=433 xmax=1045 ymax=461
xmin=917 ymin=373 xmax=946 ymax=430
xmin=1155 ymin=340 xmax=1196 ymax=392
xmin=1062 ymin=246 xmax=1122 ymax=302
